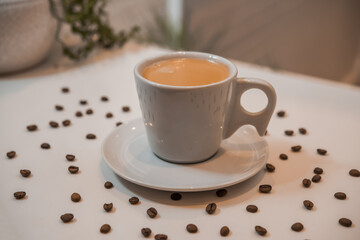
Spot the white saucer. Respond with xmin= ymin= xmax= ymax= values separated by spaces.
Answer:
xmin=102 ymin=118 xmax=268 ymax=192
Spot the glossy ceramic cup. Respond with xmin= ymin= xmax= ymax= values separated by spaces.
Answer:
xmin=134 ymin=52 xmax=276 ymax=164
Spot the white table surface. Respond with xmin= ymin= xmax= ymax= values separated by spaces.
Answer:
xmin=0 ymin=44 xmax=359 ymax=240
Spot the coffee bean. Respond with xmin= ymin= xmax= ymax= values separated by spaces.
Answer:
xmin=103 ymin=203 xmax=113 ymax=212
xmin=75 ymin=111 xmax=83 ymax=117
xmin=147 ymin=207 xmax=158 ymax=218
xmin=62 ymin=119 xmax=71 ymax=126
xmin=299 ymin=127 xmax=307 ymax=134
xmin=205 ymin=203 xmax=217 ymax=214
xmin=61 ymin=87 xmax=69 ymax=93
xmin=216 ymin=188 xmax=227 ymax=197
xmin=27 ymin=124 xmax=37 ymax=131
xmin=20 ymin=169 xmax=31 ymax=177
xmin=68 ymin=166 xmax=79 ymax=174
xmin=255 ymin=225 xmax=267 ymax=236
xmin=259 ymin=184 xmax=272 ymax=193
xmin=291 ymin=145 xmax=302 ymax=152
xmin=129 ymin=196 xmax=139 ymax=204
xmin=339 ymin=218 xmax=352 ymax=227
xmin=284 ymin=130 xmax=294 ymax=136
xmin=311 ymin=174 xmax=321 ymax=183
xmin=317 ymin=148 xmax=327 ymax=155
xmin=100 ymin=224 xmax=111 ymax=233
xmin=106 ymin=112 xmax=113 ymax=118
xmin=104 ymin=181 xmax=113 ymax=189
xmin=291 ymin=222 xmax=304 ymax=232
xmin=186 ymin=224 xmax=198 ymax=233
xmin=141 ymin=228 xmax=152 ymax=237
xmin=246 ymin=204 xmax=258 ymax=213
xmin=170 ymin=192 xmax=182 ymax=201
xmin=334 ymin=192 xmax=346 ymax=200
xmin=266 ymin=163 xmax=275 ymax=172
xmin=220 ymin=226 xmax=230 ymax=236
xmin=49 ymin=121 xmax=59 ymax=128
xmin=41 ymin=143 xmax=50 ymax=149
xmin=116 ymin=122 xmax=123 ymax=127
xmin=303 ymin=200 xmax=314 ymax=210
xmin=101 ymin=96 xmax=109 ymax=102
xmin=60 ymin=213 xmax=73 ymax=223
xmin=154 ymin=234 xmax=167 ymax=240
xmin=71 ymin=193 xmax=81 ymax=202
xmin=7 ymin=151 xmax=16 ymax=159
xmin=86 ymin=133 xmax=96 ymax=139
xmin=79 ymin=100 xmax=87 ymax=105
xmin=277 ymin=110 xmax=285 ymax=117
xmin=279 ymin=153 xmax=288 ymax=160
xmin=14 ymin=191 xmax=26 ymax=199
xmin=349 ymin=169 xmax=360 ymax=177
xmin=55 ymin=105 xmax=64 ymax=111
xmin=313 ymin=167 xmax=323 ymax=174
xmin=85 ymin=108 xmax=93 ymax=115
xmin=302 ymin=178 xmax=312 ymax=188
xmin=66 ymin=154 xmax=75 ymax=161
xmin=122 ymin=106 xmax=130 ymax=112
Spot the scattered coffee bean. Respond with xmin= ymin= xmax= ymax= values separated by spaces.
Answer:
xmin=79 ymin=100 xmax=87 ymax=105
xmin=85 ymin=108 xmax=93 ymax=115
xmin=246 ymin=205 xmax=258 ymax=213
xmin=7 ymin=151 xmax=16 ymax=159
xmin=259 ymin=184 xmax=272 ymax=193
xmin=349 ymin=169 xmax=360 ymax=177
xmin=129 ymin=196 xmax=139 ymax=204
xmin=291 ymin=222 xmax=304 ymax=232
xmin=116 ymin=122 xmax=123 ymax=127
xmin=186 ymin=224 xmax=198 ymax=233
xmin=277 ymin=110 xmax=285 ymax=117
xmin=104 ymin=181 xmax=113 ymax=189
xmin=255 ymin=225 xmax=267 ymax=236
xmin=334 ymin=192 xmax=346 ymax=200
xmin=303 ymin=200 xmax=314 ymax=210
xmin=62 ymin=119 xmax=71 ymax=126
xmin=279 ymin=153 xmax=288 ymax=160
xmin=14 ymin=191 xmax=26 ymax=199
xmin=313 ymin=167 xmax=323 ymax=174
xmin=206 ymin=203 xmax=217 ymax=214
xmin=220 ymin=226 xmax=230 ymax=236
xmin=147 ymin=207 xmax=158 ymax=218
xmin=339 ymin=218 xmax=352 ymax=227
xmin=311 ymin=174 xmax=321 ymax=183
xmin=75 ymin=111 xmax=83 ymax=117
xmin=55 ymin=105 xmax=64 ymax=111
xmin=302 ymin=178 xmax=311 ymax=188
xmin=101 ymin=96 xmax=109 ymax=102
xmin=170 ymin=192 xmax=182 ymax=201
xmin=299 ymin=127 xmax=307 ymax=134
xmin=100 ymin=224 xmax=111 ymax=233
xmin=49 ymin=121 xmax=59 ymax=128
xmin=317 ymin=148 xmax=327 ymax=155
xmin=27 ymin=124 xmax=37 ymax=131
xmin=68 ymin=166 xmax=79 ymax=174
xmin=60 ymin=213 xmax=73 ymax=223
xmin=20 ymin=169 xmax=31 ymax=177
xmin=154 ymin=234 xmax=167 ymax=240
xmin=86 ymin=133 xmax=96 ymax=139
xmin=66 ymin=154 xmax=75 ymax=161
xmin=103 ymin=203 xmax=113 ymax=212
xmin=216 ymin=188 xmax=227 ymax=197
xmin=61 ymin=87 xmax=69 ymax=93
xmin=141 ymin=228 xmax=152 ymax=237
xmin=291 ymin=145 xmax=302 ymax=152
xmin=106 ymin=112 xmax=113 ymax=118
xmin=122 ymin=106 xmax=130 ymax=112
xmin=266 ymin=163 xmax=275 ymax=172
xmin=41 ymin=143 xmax=50 ymax=149
xmin=71 ymin=193 xmax=81 ymax=202
xmin=284 ymin=130 xmax=294 ymax=136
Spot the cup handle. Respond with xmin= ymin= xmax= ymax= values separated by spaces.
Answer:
xmin=223 ymin=77 xmax=277 ymax=139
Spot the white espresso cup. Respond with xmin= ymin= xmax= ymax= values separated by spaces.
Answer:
xmin=134 ymin=52 xmax=276 ymax=164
